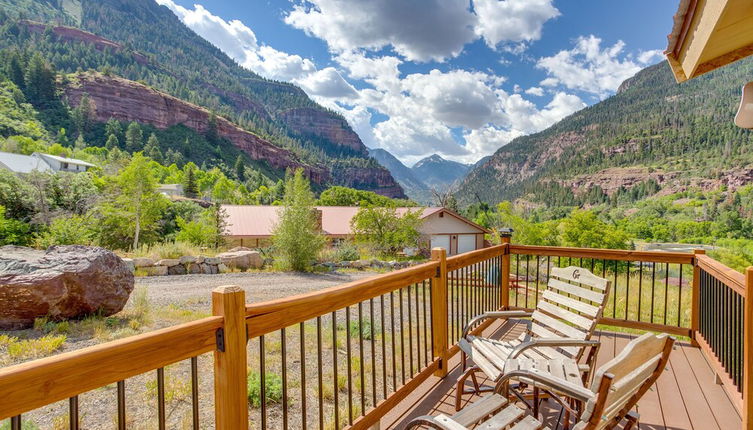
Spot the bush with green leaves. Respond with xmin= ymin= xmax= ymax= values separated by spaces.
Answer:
xmin=351 ymin=206 xmax=423 ymax=257
xmin=272 ymin=169 xmax=325 ymax=271
xmin=35 ymin=214 xmax=95 ymax=248
xmin=246 ymin=371 xmax=283 ymax=407
xmin=0 ymin=205 xmax=30 ymax=245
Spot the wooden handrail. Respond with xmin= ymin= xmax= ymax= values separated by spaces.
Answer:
xmin=509 ymin=244 xmax=694 ymax=264
xmin=0 ymin=316 xmax=222 ymax=420
xmin=446 ymin=244 xmax=506 ymax=272
xmin=697 ymin=254 xmax=746 ymax=296
xmin=245 ymin=261 xmax=438 ymax=338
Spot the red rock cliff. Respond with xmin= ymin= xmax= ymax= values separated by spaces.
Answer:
xmin=64 ymin=73 xmax=328 ymax=182
xmin=332 ymin=166 xmax=406 ymax=198
xmin=279 ymin=107 xmax=368 ymax=154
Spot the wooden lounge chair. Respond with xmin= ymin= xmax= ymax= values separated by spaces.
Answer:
xmin=456 ymin=266 xmax=611 ymax=410
xmin=406 ymin=332 xmax=675 ymax=430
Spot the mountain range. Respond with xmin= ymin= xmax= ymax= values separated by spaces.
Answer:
xmin=0 ymin=0 xmax=405 ymax=197
xmin=456 ymin=58 xmax=753 ymax=206
xmin=368 ymin=149 xmax=477 ymax=203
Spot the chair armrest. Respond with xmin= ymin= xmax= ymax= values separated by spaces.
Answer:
xmin=404 ymin=414 xmax=468 ymax=430
xmin=494 ymin=368 xmax=595 ymax=403
xmin=461 ymin=310 xmax=533 ymax=339
xmin=509 ymin=338 xmax=600 ymax=359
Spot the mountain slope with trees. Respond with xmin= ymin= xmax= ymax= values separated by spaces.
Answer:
xmin=0 ymin=0 xmax=404 ymax=196
xmin=457 ymin=59 xmax=753 ymax=206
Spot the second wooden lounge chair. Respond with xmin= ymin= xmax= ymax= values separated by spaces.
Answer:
xmin=456 ymin=266 xmax=612 ymax=410
xmin=407 ymin=332 xmax=675 ymax=430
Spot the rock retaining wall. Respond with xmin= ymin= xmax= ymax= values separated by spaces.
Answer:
xmin=122 ymin=250 xmax=262 ymax=276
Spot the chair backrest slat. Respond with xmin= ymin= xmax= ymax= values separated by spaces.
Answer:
xmin=575 ymin=333 xmax=675 ymax=430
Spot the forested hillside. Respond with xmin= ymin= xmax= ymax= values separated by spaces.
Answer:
xmin=458 ymin=59 xmax=753 ymax=205
xmin=0 ymin=0 xmax=404 ymax=196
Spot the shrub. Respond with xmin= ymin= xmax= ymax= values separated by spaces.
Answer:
xmin=132 ymin=241 xmax=205 ymax=259
xmin=35 ymin=214 xmax=95 ymax=248
xmin=247 ymin=371 xmax=283 ymax=407
xmin=332 ymin=242 xmax=360 ymax=262
xmin=0 ymin=205 xmax=31 ymax=246
xmin=351 ymin=206 xmax=423 ymax=257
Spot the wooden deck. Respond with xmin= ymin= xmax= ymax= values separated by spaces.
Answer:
xmin=380 ymin=321 xmax=742 ymax=429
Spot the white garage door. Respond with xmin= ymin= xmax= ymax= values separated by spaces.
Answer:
xmin=457 ymin=234 xmax=477 ymax=254
xmin=430 ymin=235 xmax=450 ymax=252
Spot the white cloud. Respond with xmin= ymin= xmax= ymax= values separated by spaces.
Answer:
xmin=525 ymin=86 xmax=544 ymax=96
xmin=285 ymin=0 xmax=477 ymax=62
xmin=474 ymin=0 xmax=560 ymax=48
xmin=464 ymin=126 xmax=524 ymax=160
xmin=296 ymin=67 xmax=359 ymax=99
xmin=536 ymin=35 xmax=663 ymax=98
xmin=244 ymin=46 xmax=315 ymax=82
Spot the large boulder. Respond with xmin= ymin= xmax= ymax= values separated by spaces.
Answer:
xmin=0 ymin=246 xmax=135 ymax=329
xmin=216 ymin=250 xmax=263 ymax=271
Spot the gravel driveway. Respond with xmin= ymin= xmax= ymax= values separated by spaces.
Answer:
xmin=135 ymin=270 xmax=379 ymax=311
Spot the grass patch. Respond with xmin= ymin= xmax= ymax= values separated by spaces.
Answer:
xmin=247 ymin=371 xmax=283 ymax=407
xmin=0 ymin=334 xmax=66 ymax=365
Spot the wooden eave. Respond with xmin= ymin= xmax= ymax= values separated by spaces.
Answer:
xmin=665 ymin=0 xmax=753 ymax=82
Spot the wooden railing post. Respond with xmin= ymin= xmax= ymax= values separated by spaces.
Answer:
xmin=431 ymin=248 xmax=449 ymax=377
xmin=499 ymin=229 xmax=513 ymax=310
xmin=691 ymin=249 xmax=705 ymax=347
xmin=212 ymin=286 xmax=248 ymax=429
xmin=743 ymin=267 xmax=753 ymax=430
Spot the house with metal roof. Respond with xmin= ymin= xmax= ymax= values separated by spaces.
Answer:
xmin=222 ymin=205 xmax=491 ymax=255
xmin=0 ymin=151 xmax=96 ymax=174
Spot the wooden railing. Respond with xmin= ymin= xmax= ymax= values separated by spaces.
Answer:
xmin=0 ymin=240 xmax=752 ymax=429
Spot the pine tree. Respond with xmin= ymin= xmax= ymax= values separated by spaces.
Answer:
xmin=23 ymin=53 xmax=56 ymax=106
xmin=105 ymin=118 xmax=122 ymax=140
xmin=6 ymin=52 xmax=25 ymax=90
xmin=74 ymin=134 xmax=87 ymax=151
xmin=234 ymin=155 xmax=245 ymax=181
xmin=184 ymin=165 xmax=199 ymax=198
xmin=105 ymin=134 xmax=119 ymax=150
xmin=125 ymin=122 xmax=143 ymax=152
xmin=144 ymin=133 xmax=162 ymax=163
xmin=72 ymin=93 xmax=94 ymax=134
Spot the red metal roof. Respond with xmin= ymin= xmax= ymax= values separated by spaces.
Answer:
xmin=222 ymin=205 xmax=446 ymax=237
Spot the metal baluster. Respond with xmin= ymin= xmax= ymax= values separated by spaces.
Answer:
xmin=282 ymin=328 xmax=288 ymax=430
xmin=157 ymin=367 xmax=166 ymax=430
xmin=535 ymin=256 xmax=540 ymax=304
xmin=370 ymin=298 xmax=377 ymax=405
xmin=638 ymin=262 xmax=644 ymax=322
xmin=10 ymin=416 xmax=21 ymax=430
xmin=651 ymin=263 xmax=657 ymax=324
xmin=69 ymin=396 xmax=79 ymax=430
xmin=525 ymin=254 xmax=530 ymax=308
xmin=515 ymin=254 xmax=520 ymax=308
xmin=332 ymin=312 xmax=339 ymax=428
xmin=260 ymin=335 xmax=267 ymax=430
xmin=381 ymin=295 xmax=388 ymax=400
xmin=407 ymin=285 xmax=414 ymax=378
xmin=360 ymin=301 xmax=367 ymax=412
xmin=414 ymin=284 xmax=421 ymax=369
xmin=300 ymin=322 xmax=307 ymax=430
xmin=664 ymin=263 xmax=670 ymax=325
xmin=390 ymin=291 xmax=397 ymax=391
xmin=317 ymin=317 xmax=323 ymax=430
xmin=613 ymin=260 xmax=618 ymax=318
xmin=117 ymin=380 xmax=126 ymax=430
xmin=191 ymin=357 xmax=199 ymax=430
xmin=678 ymin=265 xmax=683 ymax=327
xmin=346 ymin=306 xmax=353 ymax=424
xmin=422 ymin=281 xmax=429 ymax=367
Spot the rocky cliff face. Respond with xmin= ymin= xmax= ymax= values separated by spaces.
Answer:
xmin=279 ymin=107 xmax=368 ymax=155
xmin=331 ymin=165 xmax=407 ymax=198
xmin=64 ymin=73 xmax=328 ymax=182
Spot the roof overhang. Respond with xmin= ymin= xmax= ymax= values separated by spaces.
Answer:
xmin=665 ymin=0 xmax=753 ymax=82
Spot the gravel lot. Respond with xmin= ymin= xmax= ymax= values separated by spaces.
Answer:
xmin=134 ymin=270 xmax=378 ymax=310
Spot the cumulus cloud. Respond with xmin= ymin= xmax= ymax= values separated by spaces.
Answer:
xmin=296 ymin=67 xmax=359 ymax=99
xmin=474 ymin=0 xmax=560 ymax=48
xmin=525 ymin=86 xmax=544 ymax=96
xmin=285 ymin=0 xmax=477 ymax=62
xmin=536 ymin=35 xmax=663 ymax=98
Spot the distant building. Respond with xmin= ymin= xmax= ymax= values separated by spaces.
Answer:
xmin=0 ymin=151 xmax=96 ymax=174
xmin=157 ymin=184 xmax=184 ymax=198
xmin=222 ymin=205 xmax=490 ymax=255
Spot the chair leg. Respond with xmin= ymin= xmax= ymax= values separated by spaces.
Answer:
xmin=624 ymin=411 xmax=640 ymax=430
xmin=461 ymin=351 xmax=467 ymax=371
xmin=455 ymin=366 xmax=486 ymax=411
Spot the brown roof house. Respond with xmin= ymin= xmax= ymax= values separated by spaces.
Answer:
xmin=222 ymin=205 xmax=490 ymax=256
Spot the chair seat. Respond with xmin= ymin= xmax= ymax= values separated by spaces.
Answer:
xmin=503 ymin=357 xmax=584 ymax=389
xmin=436 ymin=396 xmax=552 ymax=430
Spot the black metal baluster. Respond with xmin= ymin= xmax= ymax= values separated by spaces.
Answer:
xmin=370 ymin=298 xmax=377 ymax=406
xmin=260 ymin=335 xmax=267 ymax=430
xmin=281 ymin=327 xmax=288 ymax=430
xmin=613 ymin=260 xmax=618 ymax=318
xmin=10 ymin=416 xmax=21 ymax=430
xmin=117 ymin=380 xmax=126 ymax=430
xmin=191 ymin=357 xmax=199 ymax=430
xmin=407 ymin=285 xmax=414 ymax=378
xmin=300 ymin=322 xmax=307 ymax=430
xmin=678 ymin=265 xmax=684 ymax=327
xmin=422 ymin=281 xmax=429 ymax=367
xmin=381 ymin=295 xmax=388 ymax=400
xmin=317 ymin=317 xmax=323 ymax=430
xmin=525 ymin=254 xmax=530 ymax=308
xmin=346 ymin=306 xmax=353 ymax=424
xmin=359 ymin=302 xmax=366 ymax=413
xmin=69 ymin=396 xmax=79 ymax=430
xmin=332 ymin=312 xmax=339 ymax=428
xmin=157 ymin=367 xmax=166 ymax=430
xmin=390 ymin=291 xmax=397 ymax=391
xmin=535 ymin=256 xmax=540 ymax=304
xmin=651 ymin=263 xmax=657 ymax=324
xmin=664 ymin=263 xmax=670 ymax=325
xmin=414 ymin=284 xmax=421 ymax=369
xmin=515 ymin=254 xmax=520 ymax=307
xmin=638 ymin=262 xmax=644 ymax=322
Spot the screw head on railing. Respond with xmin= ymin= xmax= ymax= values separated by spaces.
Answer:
xmin=499 ymin=228 xmax=514 ymax=238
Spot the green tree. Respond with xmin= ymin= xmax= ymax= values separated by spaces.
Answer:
xmin=125 ymin=121 xmax=143 ymax=152
xmin=144 ymin=133 xmax=163 ymax=163
xmin=105 ymin=118 xmax=122 ymax=139
xmin=272 ymin=169 xmax=325 ymax=271
xmin=184 ymin=164 xmax=199 ymax=198
xmin=351 ymin=206 xmax=423 ymax=256
xmin=234 ymin=155 xmax=245 ymax=182
xmin=71 ymin=93 xmax=94 ymax=135
xmin=35 ymin=214 xmax=95 ymax=247
xmin=0 ymin=205 xmax=31 ymax=246
xmin=98 ymin=153 xmax=166 ymax=249
xmin=6 ymin=51 xmax=25 ymax=91
xmin=23 ymin=53 xmax=56 ymax=106
xmin=105 ymin=134 xmax=119 ymax=150
xmin=559 ymin=210 xmax=630 ymax=250
xmin=74 ymin=134 xmax=87 ymax=151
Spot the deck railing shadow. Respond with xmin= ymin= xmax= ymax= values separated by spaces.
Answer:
xmin=0 ymin=238 xmax=751 ymax=429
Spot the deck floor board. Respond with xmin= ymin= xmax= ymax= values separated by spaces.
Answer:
xmin=380 ymin=322 xmax=742 ymax=430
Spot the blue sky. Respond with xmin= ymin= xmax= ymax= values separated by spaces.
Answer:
xmin=155 ymin=0 xmax=678 ymax=165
